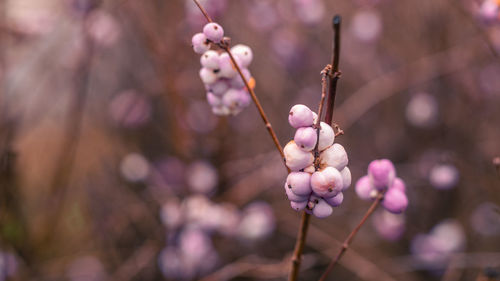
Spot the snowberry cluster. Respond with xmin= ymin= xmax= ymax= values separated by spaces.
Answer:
xmin=283 ymin=104 xmax=351 ymax=218
xmin=355 ymin=159 xmax=408 ymax=214
xmin=191 ymin=22 xmax=255 ymax=116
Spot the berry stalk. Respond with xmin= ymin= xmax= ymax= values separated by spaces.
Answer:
xmin=192 ymin=0 xmax=287 ymax=167
xmin=318 ymin=192 xmax=384 ymax=281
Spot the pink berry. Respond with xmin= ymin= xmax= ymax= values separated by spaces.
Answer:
xmin=320 ymin=143 xmax=348 ymax=170
xmin=211 ymin=105 xmax=230 ymax=116
xmin=231 ymin=44 xmax=253 ymax=68
xmin=222 ymin=88 xmax=250 ymax=109
xmin=355 ymin=175 xmax=376 ymax=201
xmin=218 ymin=53 xmax=240 ymax=78
xmin=310 ymin=166 xmax=343 ymax=198
xmin=284 ymin=141 xmax=314 ymax=171
xmin=199 ymin=67 xmax=217 ymax=85
xmin=340 ymin=167 xmax=351 ymax=190
xmin=200 ymin=50 xmax=220 ymax=69
xmin=207 ymin=79 xmax=229 ymax=96
xmin=286 ymin=172 xmax=312 ymax=196
xmin=284 ymin=182 xmax=309 ymax=202
xmin=318 ymin=122 xmax=335 ymax=151
xmin=192 ymin=32 xmax=210 ymax=54
xmin=312 ymin=198 xmax=333 ymax=218
xmin=230 ymin=68 xmax=252 ymax=89
xmin=325 ymin=192 xmax=344 ymax=207
xmin=391 ymin=177 xmax=406 ymax=192
xmin=290 ymin=200 xmax=308 ymax=211
xmin=368 ymin=159 xmax=396 ymax=190
xmin=206 ymin=92 xmax=222 ymax=107
xmin=382 ymin=188 xmax=408 ymax=214
xmin=203 ymin=22 xmax=224 ymax=42
xmin=294 ymin=127 xmax=317 ymax=151
xmin=288 ymin=104 xmax=314 ymax=128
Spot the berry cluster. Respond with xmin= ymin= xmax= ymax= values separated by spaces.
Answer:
xmin=191 ymin=22 xmax=255 ymax=116
xmin=283 ymin=104 xmax=351 ymax=218
xmin=355 ymin=159 xmax=408 ymax=214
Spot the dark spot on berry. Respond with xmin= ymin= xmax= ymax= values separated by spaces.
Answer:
xmin=214 ymin=26 xmax=218 ymax=30
xmin=288 ymin=184 xmax=292 ymax=189
xmin=290 ymin=112 xmax=293 ymax=115
xmin=213 ymin=69 xmax=220 ymax=73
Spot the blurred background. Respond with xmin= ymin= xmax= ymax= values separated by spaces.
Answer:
xmin=0 ymin=0 xmax=499 ymax=280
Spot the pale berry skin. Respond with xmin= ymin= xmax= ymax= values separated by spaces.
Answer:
xmin=212 ymin=105 xmax=230 ymax=116
xmin=290 ymin=200 xmax=308 ymax=211
xmin=203 ymin=22 xmax=224 ymax=42
xmin=318 ymin=122 xmax=335 ymax=151
xmin=284 ymin=141 xmax=314 ymax=171
xmin=231 ymin=44 xmax=253 ymax=68
xmin=303 ymin=165 xmax=315 ymax=174
xmin=340 ymin=167 xmax=352 ymax=190
xmin=222 ymin=89 xmax=250 ymax=109
xmin=382 ymin=188 xmax=408 ymax=214
xmin=320 ymin=143 xmax=348 ymax=170
xmin=218 ymin=53 xmax=240 ymax=79
xmin=368 ymin=159 xmax=396 ymax=190
xmin=284 ymin=182 xmax=309 ymax=202
xmin=208 ymin=79 xmax=229 ymax=96
xmin=199 ymin=68 xmax=218 ymax=85
xmin=312 ymin=198 xmax=333 ymax=218
xmin=286 ymin=172 xmax=312 ymax=196
xmin=310 ymin=166 xmax=343 ymax=198
xmin=288 ymin=104 xmax=314 ymax=128
xmin=230 ymin=68 xmax=252 ymax=89
xmin=294 ymin=127 xmax=317 ymax=151
xmin=355 ymin=175 xmax=376 ymax=201
xmin=206 ymin=92 xmax=222 ymax=107
xmin=200 ymin=50 xmax=220 ymax=69
xmin=192 ymin=33 xmax=210 ymax=54
xmin=391 ymin=177 xmax=406 ymax=192
xmin=325 ymin=192 xmax=344 ymax=207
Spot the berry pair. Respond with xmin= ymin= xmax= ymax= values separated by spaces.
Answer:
xmin=284 ymin=104 xmax=351 ymax=218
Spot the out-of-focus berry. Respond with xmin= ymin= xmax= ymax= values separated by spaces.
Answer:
xmin=199 ymin=67 xmax=218 ymax=85
xmin=288 ymin=104 xmax=314 ymax=128
xmin=211 ymin=105 xmax=231 ymax=116
xmin=294 ymin=127 xmax=317 ymax=151
xmin=286 ymin=172 xmax=312 ymax=196
xmin=222 ymin=89 xmax=251 ymax=111
xmin=311 ymin=166 xmax=343 ymax=198
xmin=355 ymin=175 xmax=376 ymax=200
xmin=237 ymin=202 xmax=275 ymax=240
xmin=207 ymin=79 xmax=229 ymax=96
xmin=200 ymin=50 xmax=220 ymax=69
xmin=218 ymin=53 xmax=240 ymax=78
xmin=373 ymin=210 xmax=405 ymax=241
xmin=320 ymin=143 xmax=348 ymax=170
xmin=192 ymin=33 xmax=210 ymax=54
xmin=203 ymin=22 xmax=224 ymax=42
xmin=340 ymin=167 xmax=352 ymax=190
xmin=391 ymin=177 xmax=406 ymax=192
xmin=231 ymin=44 xmax=253 ymax=68
xmin=368 ymin=159 xmax=395 ymax=190
xmin=206 ymin=92 xmax=222 ymax=107
xmin=382 ymin=188 xmax=408 ymax=214
xmin=429 ymin=164 xmax=459 ymax=190
xmin=284 ymin=141 xmax=314 ymax=171
xmin=406 ymin=93 xmax=438 ymax=128
xmin=229 ymin=68 xmax=252 ymax=89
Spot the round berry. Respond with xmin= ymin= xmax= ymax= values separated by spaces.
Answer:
xmin=312 ymin=198 xmax=333 ymax=218
xmin=391 ymin=177 xmax=406 ymax=192
xmin=294 ymin=127 xmax=317 ymax=151
xmin=325 ymin=192 xmax=344 ymax=207
xmin=320 ymin=143 xmax=348 ymax=171
xmin=199 ymin=67 xmax=218 ymax=85
xmin=218 ymin=53 xmax=240 ymax=78
xmin=200 ymin=50 xmax=220 ymax=69
xmin=310 ymin=166 xmax=343 ymax=198
xmin=355 ymin=175 xmax=376 ymax=201
xmin=284 ymin=141 xmax=314 ymax=171
xmin=288 ymin=104 xmax=314 ymax=128
xmin=230 ymin=68 xmax=251 ymax=89
xmin=207 ymin=79 xmax=229 ymax=96
xmin=206 ymin=92 xmax=222 ymax=107
xmin=284 ymin=182 xmax=309 ymax=202
xmin=382 ymin=188 xmax=408 ymax=214
xmin=318 ymin=122 xmax=335 ymax=151
xmin=203 ymin=22 xmax=224 ymax=42
xmin=368 ymin=159 xmax=396 ymax=190
xmin=222 ymin=88 xmax=251 ymax=110
xmin=286 ymin=172 xmax=312 ymax=196
xmin=231 ymin=44 xmax=253 ymax=68
xmin=290 ymin=200 xmax=308 ymax=211
xmin=211 ymin=105 xmax=230 ymax=116
xmin=192 ymin=32 xmax=210 ymax=54
xmin=340 ymin=167 xmax=352 ymax=190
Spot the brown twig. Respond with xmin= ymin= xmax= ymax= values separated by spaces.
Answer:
xmin=493 ymin=157 xmax=500 ymax=179
xmin=318 ymin=192 xmax=384 ymax=281
xmin=192 ymin=0 xmax=286 ymax=167
xmin=324 ymin=15 xmax=342 ymax=126
xmin=288 ymin=212 xmax=311 ymax=281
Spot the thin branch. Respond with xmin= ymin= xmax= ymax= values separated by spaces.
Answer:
xmin=288 ymin=212 xmax=311 ymax=281
xmin=325 ymin=15 xmax=342 ymax=126
xmin=318 ymin=192 xmax=384 ymax=281
xmin=192 ymin=0 xmax=286 ymax=168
